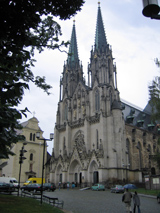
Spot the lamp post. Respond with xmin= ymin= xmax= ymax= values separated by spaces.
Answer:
xmin=18 ymin=142 xmax=27 ymax=196
xmin=36 ymin=132 xmax=54 ymax=204
xmin=142 ymin=0 xmax=160 ymax=19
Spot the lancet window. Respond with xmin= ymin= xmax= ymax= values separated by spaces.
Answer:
xmin=64 ymin=101 xmax=68 ymax=121
xmin=95 ymin=89 xmax=100 ymax=112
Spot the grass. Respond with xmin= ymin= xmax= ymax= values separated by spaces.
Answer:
xmin=129 ymin=188 xmax=160 ymax=196
xmin=0 ymin=194 xmax=64 ymax=213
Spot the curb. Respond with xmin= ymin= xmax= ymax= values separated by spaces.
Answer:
xmin=139 ymin=193 xmax=156 ymax=199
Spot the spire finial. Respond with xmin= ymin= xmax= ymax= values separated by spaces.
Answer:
xmin=98 ymin=2 xmax=100 ymax=7
xmin=73 ymin=19 xmax=75 ymax=25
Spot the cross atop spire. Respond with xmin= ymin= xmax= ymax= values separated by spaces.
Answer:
xmin=67 ymin=20 xmax=79 ymax=69
xmin=95 ymin=2 xmax=107 ymax=51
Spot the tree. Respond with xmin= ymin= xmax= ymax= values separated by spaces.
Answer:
xmin=0 ymin=0 xmax=84 ymax=158
xmin=148 ymin=76 xmax=160 ymax=121
xmin=148 ymin=58 xmax=160 ymax=121
xmin=148 ymin=58 xmax=160 ymax=169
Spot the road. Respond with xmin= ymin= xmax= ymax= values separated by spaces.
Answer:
xmin=43 ymin=188 xmax=160 ymax=213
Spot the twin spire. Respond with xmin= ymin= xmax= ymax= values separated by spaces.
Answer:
xmin=95 ymin=2 xmax=107 ymax=51
xmin=67 ymin=2 xmax=107 ymax=67
xmin=67 ymin=20 xmax=79 ymax=69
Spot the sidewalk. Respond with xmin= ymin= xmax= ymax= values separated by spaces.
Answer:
xmin=139 ymin=193 xmax=156 ymax=199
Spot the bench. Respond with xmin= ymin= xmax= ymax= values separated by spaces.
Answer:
xmin=43 ymin=195 xmax=64 ymax=208
xmin=21 ymin=191 xmax=41 ymax=199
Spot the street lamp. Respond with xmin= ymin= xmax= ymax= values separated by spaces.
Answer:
xmin=36 ymin=132 xmax=54 ymax=204
xmin=18 ymin=142 xmax=27 ymax=196
xmin=142 ymin=0 xmax=160 ymax=19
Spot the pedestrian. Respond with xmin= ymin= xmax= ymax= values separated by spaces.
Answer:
xmin=58 ymin=182 xmax=61 ymax=190
xmin=72 ymin=182 xmax=75 ymax=189
xmin=122 ymin=188 xmax=132 ymax=213
xmin=67 ymin=182 xmax=70 ymax=190
xmin=133 ymin=191 xmax=141 ymax=213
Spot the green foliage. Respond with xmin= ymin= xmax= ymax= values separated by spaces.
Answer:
xmin=148 ymin=59 xmax=160 ymax=168
xmin=0 ymin=0 xmax=84 ymax=158
xmin=148 ymin=77 xmax=160 ymax=121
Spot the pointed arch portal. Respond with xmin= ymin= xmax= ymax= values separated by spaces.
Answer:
xmin=89 ymin=160 xmax=99 ymax=184
xmin=69 ymin=159 xmax=82 ymax=184
xmin=56 ymin=164 xmax=63 ymax=183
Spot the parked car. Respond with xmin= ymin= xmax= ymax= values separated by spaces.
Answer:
xmin=43 ymin=183 xmax=56 ymax=191
xmin=0 ymin=182 xmax=15 ymax=193
xmin=0 ymin=177 xmax=19 ymax=188
xmin=157 ymin=192 xmax=160 ymax=203
xmin=110 ymin=185 xmax=124 ymax=193
xmin=23 ymin=177 xmax=45 ymax=186
xmin=91 ymin=183 xmax=105 ymax=191
xmin=21 ymin=183 xmax=42 ymax=192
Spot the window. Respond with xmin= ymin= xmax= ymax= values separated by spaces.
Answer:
xmin=64 ymin=102 xmax=68 ymax=120
xmin=30 ymin=133 xmax=32 ymax=141
xmin=96 ymin=130 xmax=99 ymax=149
xmin=108 ymin=59 xmax=112 ymax=83
xmin=110 ymin=92 xmax=112 ymax=110
xmin=33 ymin=134 xmax=35 ymax=141
xmin=63 ymin=137 xmax=66 ymax=149
xmin=30 ymin=153 xmax=33 ymax=161
xmin=95 ymin=89 xmax=100 ymax=111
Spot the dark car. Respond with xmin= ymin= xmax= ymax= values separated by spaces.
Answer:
xmin=21 ymin=183 xmax=42 ymax=192
xmin=0 ymin=182 xmax=15 ymax=193
xmin=157 ymin=192 xmax=160 ymax=203
xmin=43 ymin=183 xmax=56 ymax=191
xmin=110 ymin=185 xmax=124 ymax=193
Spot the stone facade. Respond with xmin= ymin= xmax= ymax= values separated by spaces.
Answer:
xmin=125 ymin=124 xmax=160 ymax=182
xmin=50 ymin=4 xmax=160 ymax=187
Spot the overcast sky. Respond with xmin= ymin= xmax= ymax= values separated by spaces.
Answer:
xmin=18 ymin=0 xmax=160 ymax=154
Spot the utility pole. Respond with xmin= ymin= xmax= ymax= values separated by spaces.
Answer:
xmin=18 ymin=142 xmax=27 ymax=196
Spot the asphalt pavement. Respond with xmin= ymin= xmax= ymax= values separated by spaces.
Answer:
xmin=43 ymin=188 xmax=160 ymax=213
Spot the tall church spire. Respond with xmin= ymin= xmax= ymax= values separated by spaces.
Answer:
xmin=60 ymin=20 xmax=83 ymax=100
xmin=67 ymin=20 xmax=79 ymax=69
xmin=95 ymin=2 xmax=107 ymax=51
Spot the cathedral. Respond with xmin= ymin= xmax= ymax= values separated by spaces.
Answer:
xmin=50 ymin=3 xmax=160 ymax=187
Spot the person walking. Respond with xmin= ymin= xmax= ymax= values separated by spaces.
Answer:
xmin=133 ymin=191 xmax=141 ymax=213
xmin=122 ymin=188 xmax=132 ymax=213
xmin=67 ymin=182 xmax=70 ymax=190
xmin=58 ymin=182 xmax=61 ymax=190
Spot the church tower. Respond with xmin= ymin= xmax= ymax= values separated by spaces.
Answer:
xmin=50 ymin=3 xmax=127 ymax=186
xmin=60 ymin=20 xmax=84 ymax=100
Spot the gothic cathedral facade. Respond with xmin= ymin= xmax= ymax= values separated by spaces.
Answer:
xmin=50 ymin=4 xmax=133 ymax=186
xmin=50 ymin=3 xmax=159 ymax=186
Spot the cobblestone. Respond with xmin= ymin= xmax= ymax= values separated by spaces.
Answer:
xmin=44 ymin=188 xmax=160 ymax=213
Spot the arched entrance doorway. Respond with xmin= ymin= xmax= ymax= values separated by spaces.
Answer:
xmin=93 ymin=171 xmax=99 ymax=184
xmin=69 ymin=159 xmax=81 ymax=184
xmin=89 ymin=160 xmax=99 ymax=184
xmin=56 ymin=164 xmax=63 ymax=183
